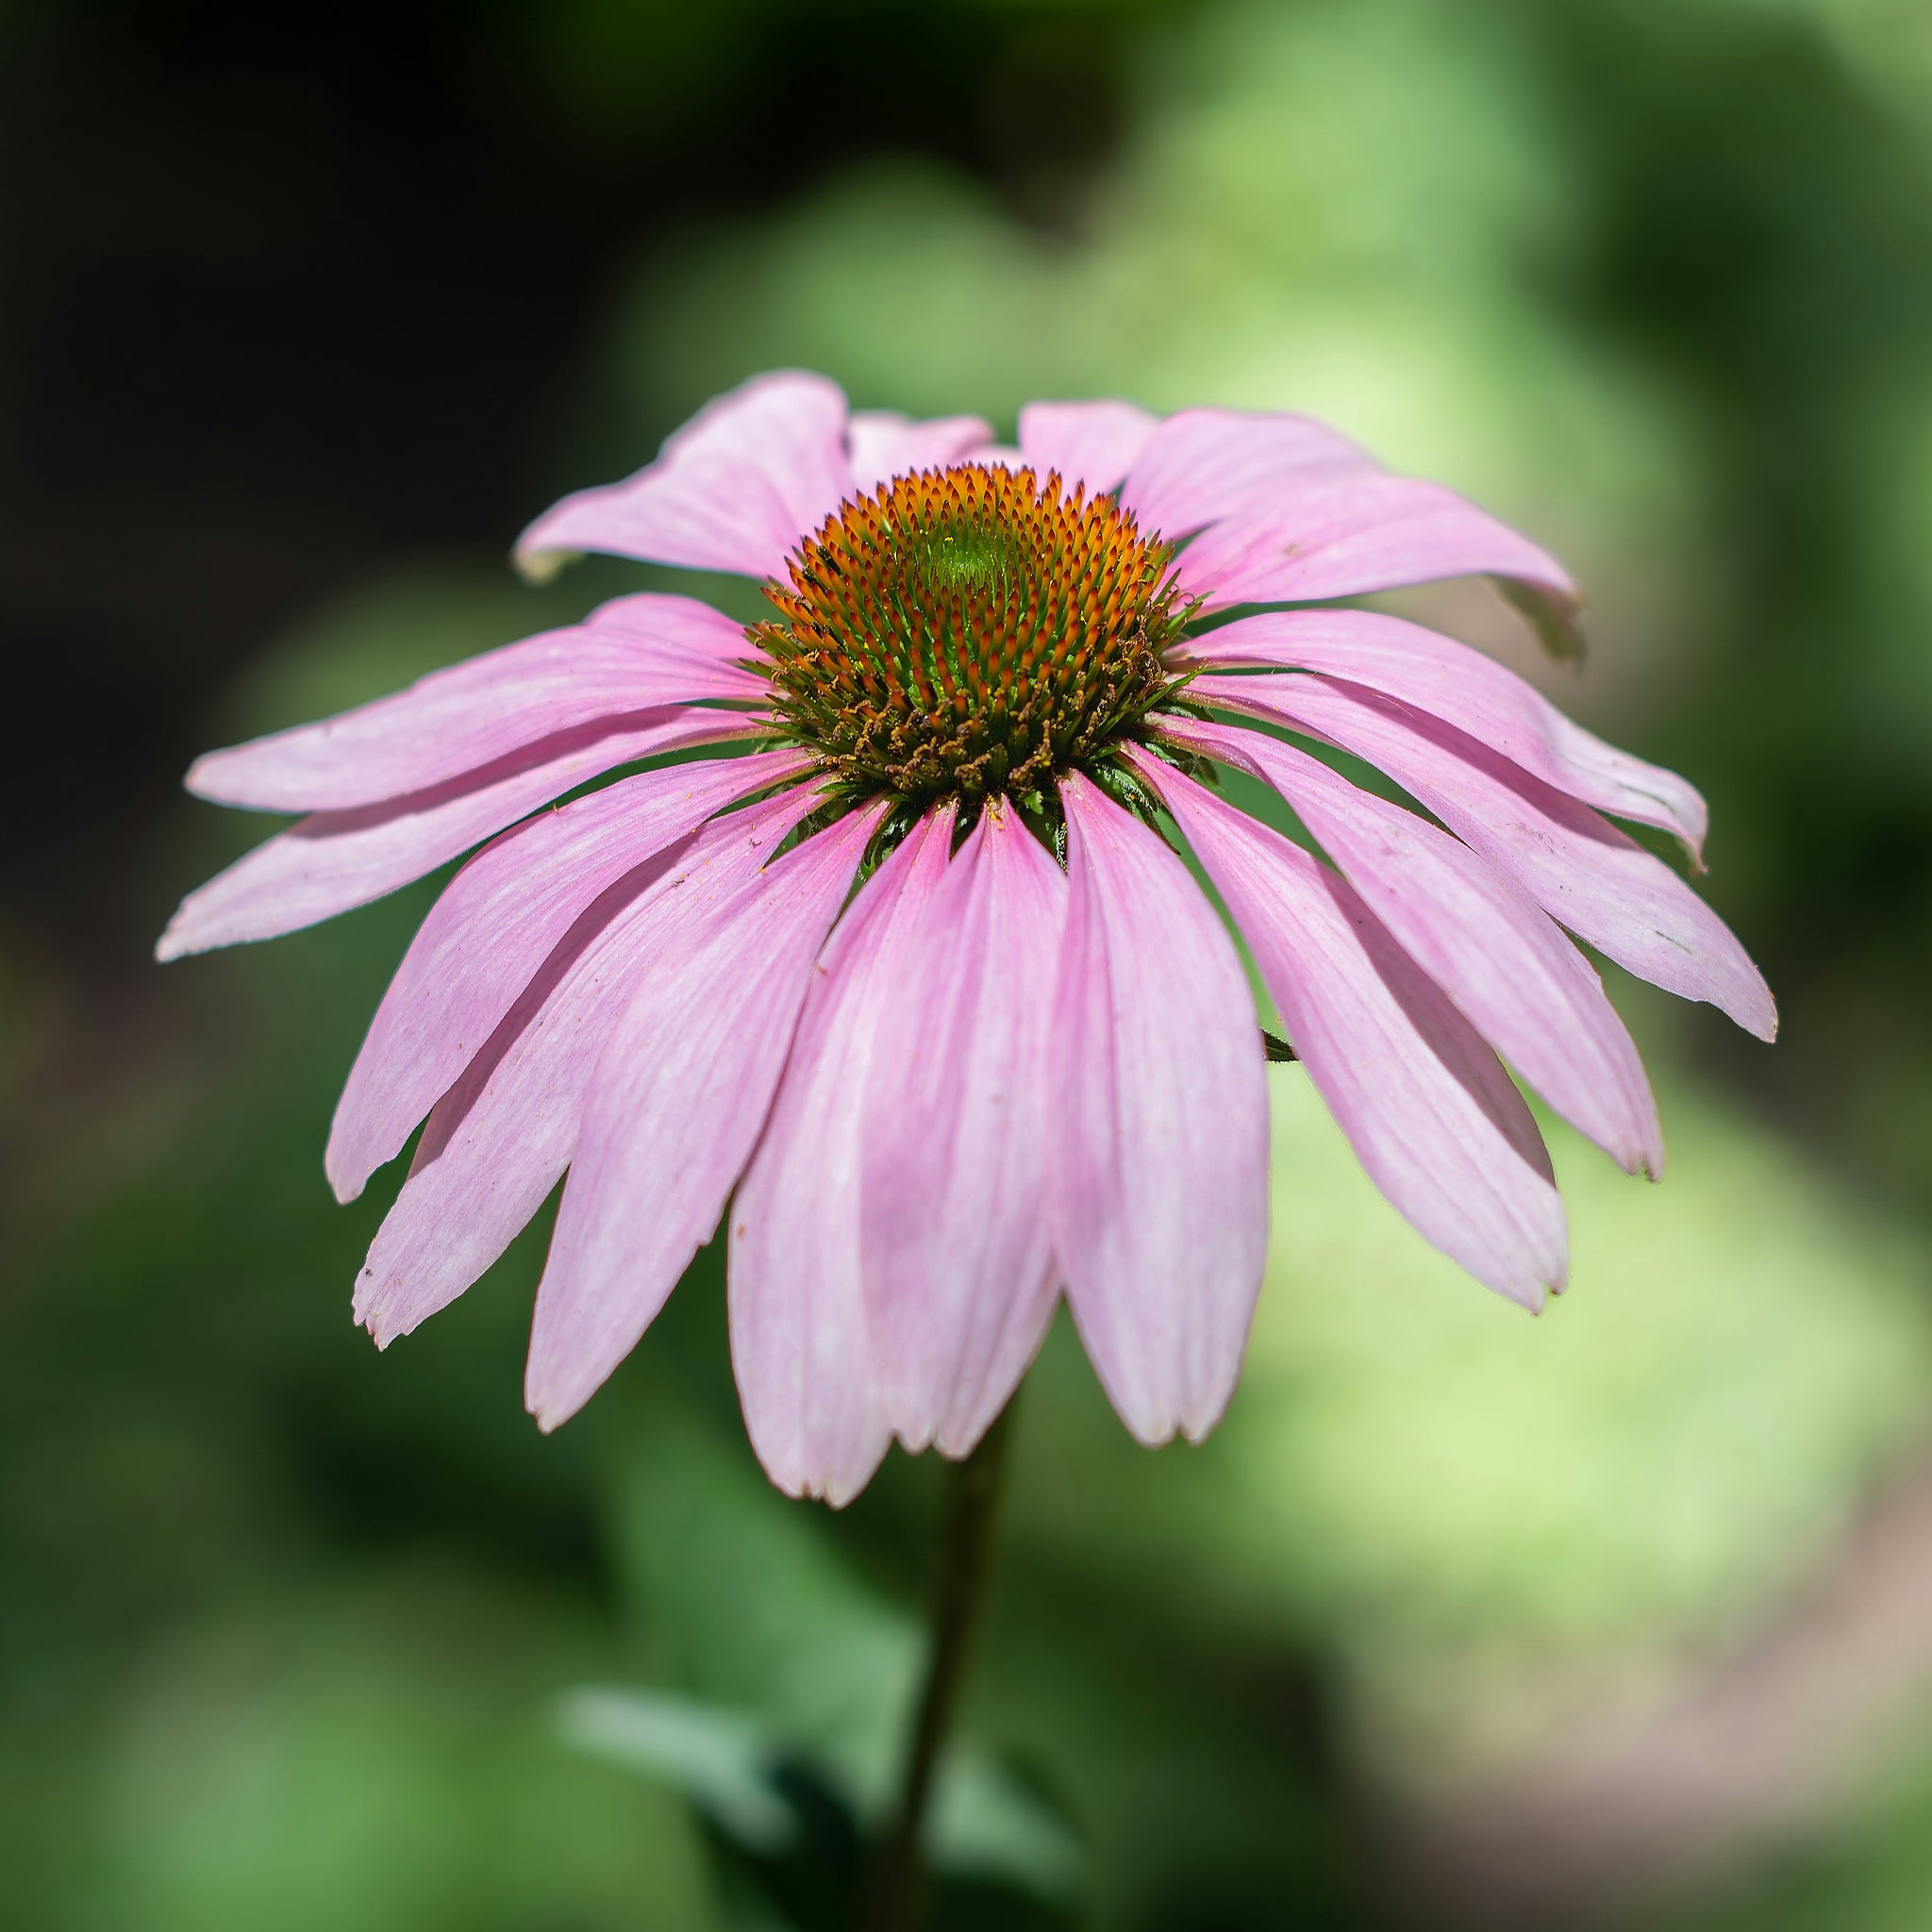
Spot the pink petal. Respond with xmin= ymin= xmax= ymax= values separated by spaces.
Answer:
xmin=583 ymin=589 xmax=763 ymax=661
xmin=1016 ymin=400 xmax=1158 ymax=496
xmin=1050 ymin=772 xmax=1271 ymax=1446
xmin=1154 ymin=719 xmax=1662 ymax=1177
xmin=1172 ymin=608 xmax=1707 ymax=860
xmin=158 ymin=707 xmax=760 ymax=961
xmin=1196 ymin=673 xmax=1777 ymax=1041
xmin=524 ymin=798 xmax=887 ymax=1433
xmin=327 ymin=745 xmax=813 ymax=1203
xmin=1172 ymin=473 xmax=1583 ymax=654
xmin=845 ymin=409 xmax=994 ymax=491
xmin=1133 ymin=749 xmax=1569 ymax=1309
xmin=1120 ymin=406 xmax=1378 ymax=539
xmin=186 ymin=625 xmax=766 ymax=813
xmin=860 ymin=800 xmax=1066 ymax=1457
xmin=513 ymin=371 xmax=855 ymax=581
xmin=354 ymin=785 xmax=826 ymax=1347
xmin=156 ymin=708 xmax=762 ymax=961
xmin=727 ymin=812 xmax=955 ymax=1505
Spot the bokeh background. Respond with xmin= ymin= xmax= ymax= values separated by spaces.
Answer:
xmin=8 ymin=0 xmax=1932 ymax=1925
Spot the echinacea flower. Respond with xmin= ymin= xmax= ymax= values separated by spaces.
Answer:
xmin=160 ymin=372 xmax=1774 ymax=1505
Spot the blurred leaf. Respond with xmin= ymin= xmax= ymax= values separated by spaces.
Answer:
xmin=930 ymin=1741 xmax=1083 ymax=1898
xmin=607 ymin=1383 xmax=918 ymax=1811
xmin=558 ymin=1686 xmax=800 ymax=1854
xmin=600 ymin=1386 xmax=1084 ymax=1899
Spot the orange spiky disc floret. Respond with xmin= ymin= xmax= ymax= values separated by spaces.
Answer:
xmin=748 ymin=463 xmax=1191 ymax=808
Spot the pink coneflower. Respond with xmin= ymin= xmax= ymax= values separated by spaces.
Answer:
xmin=160 ymin=371 xmax=1774 ymax=1505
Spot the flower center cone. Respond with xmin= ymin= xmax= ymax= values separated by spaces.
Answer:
xmin=751 ymin=463 xmax=1191 ymax=809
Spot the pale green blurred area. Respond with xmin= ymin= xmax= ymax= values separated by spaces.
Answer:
xmin=619 ymin=0 xmax=1699 ymax=702
xmin=9 ymin=0 xmax=1932 ymax=1926
xmin=1023 ymin=1072 xmax=1932 ymax=1749
xmin=81 ymin=1578 xmax=719 ymax=1932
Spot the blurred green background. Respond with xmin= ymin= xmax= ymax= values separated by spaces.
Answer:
xmin=8 ymin=0 xmax=1932 ymax=1924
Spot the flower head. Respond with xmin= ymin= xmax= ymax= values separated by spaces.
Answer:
xmin=754 ymin=461 xmax=1189 ymax=808
xmin=160 ymin=372 xmax=1774 ymax=1504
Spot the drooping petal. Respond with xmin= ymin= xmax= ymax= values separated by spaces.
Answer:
xmin=1016 ymin=400 xmax=1158 ymax=496
xmin=1120 ymin=406 xmax=1378 ymax=538
xmin=354 ymin=785 xmax=825 ymax=1347
xmin=845 ymin=409 xmax=994 ymax=491
xmin=861 ymin=800 xmax=1066 ymax=1457
xmin=1050 ymin=772 xmax=1270 ymax=1446
xmin=327 ymin=746 xmax=813 ymax=1202
xmin=156 ymin=707 xmax=761 ymax=961
xmin=1172 ymin=608 xmax=1707 ymax=860
xmin=1173 ymin=474 xmax=1583 ymax=655
xmin=514 ymin=371 xmax=854 ymax=581
xmin=584 ymin=589 xmax=768 ymax=661
xmin=728 ymin=812 xmax=954 ymax=1505
xmin=1150 ymin=721 xmax=1662 ymax=1177
xmin=1196 ymin=673 xmax=1777 ymax=1041
xmin=1135 ymin=750 xmax=1569 ymax=1309
xmin=524 ymin=799 xmax=887 ymax=1434
xmin=186 ymin=626 xmax=766 ymax=813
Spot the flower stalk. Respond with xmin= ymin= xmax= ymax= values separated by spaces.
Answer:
xmin=868 ymin=1400 xmax=1018 ymax=1932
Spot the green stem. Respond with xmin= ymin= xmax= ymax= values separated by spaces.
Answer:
xmin=867 ymin=1403 xmax=1017 ymax=1932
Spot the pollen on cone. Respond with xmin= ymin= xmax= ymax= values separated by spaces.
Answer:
xmin=750 ymin=461 xmax=1191 ymax=808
